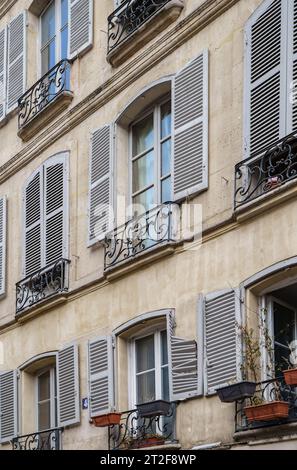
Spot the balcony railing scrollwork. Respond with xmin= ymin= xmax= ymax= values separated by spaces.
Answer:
xmin=11 ymin=428 xmax=63 ymax=450
xmin=108 ymin=0 xmax=173 ymax=52
xmin=16 ymin=258 xmax=70 ymax=315
xmin=234 ymin=133 xmax=297 ymax=209
xmin=18 ymin=59 xmax=71 ymax=130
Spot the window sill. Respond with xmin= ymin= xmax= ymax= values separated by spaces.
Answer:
xmin=107 ymin=0 xmax=184 ymax=67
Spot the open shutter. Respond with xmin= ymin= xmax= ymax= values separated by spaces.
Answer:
xmin=88 ymin=125 xmax=113 ymax=245
xmin=0 ymin=28 xmax=7 ymax=122
xmin=288 ymin=0 xmax=297 ymax=132
xmin=24 ymin=170 xmax=42 ymax=276
xmin=0 ymin=197 xmax=7 ymax=295
xmin=88 ymin=336 xmax=114 ymax=417
xmin=44 ymin=155 xmax=68 ymax=266
xmin=173 ymin=50 xmax=208 ymax=201
xmin=0 ymin=371 xmax=18 ymax=444
xmin=69 ymin=0 xmax=93 ymax=60
xmin=167 ymin=311 xmax=199 ymax=401
xmin=57 ymin=344 xmax=80 ymax=427
xmin=6 ymin=11 xmax=26 ymax=114
xmin=245 ymin=0 xmax=283 ymax=156
xmin=204 ymin=289 xmax=241 ymax=395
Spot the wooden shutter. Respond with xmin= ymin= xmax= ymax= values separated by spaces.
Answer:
xmin=288 ymin=0 xmax=297 ymax=132
xmin=88 ymin=125 xmax=113 ymax=245
xmin=173 ymin=50 xmax=208 ymax=201
xmin=57 ymin=344 xmax=80 ymax=427
xmin=6 ymin=11 xmax=26 ymax=114
xmin=167 ymin=311 xmax=199 ymax=401
xmin=88 ymin=336 xmax=114 ymax=417
xmin=0 ymin=197 xmax=7 ymax=295
xmin=245 ymin=0 xmax=284 ymax=156
xmin=0 ymin=371 xmax=18 ymax=444
xmin=24 ymin=170 xmax=42 ymax=276
xmin=0 ymin=27 xmax=7 ymax=122
xmin=44 ymin=155 xmax=68 ymax=266
xmin=69 ymin=0 xmax=93 ymax=60
xmin=204 ymin=289 xmax=241 ymax=395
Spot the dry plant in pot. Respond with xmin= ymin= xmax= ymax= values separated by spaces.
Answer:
xmin=282 ymin=341 xmax=297 ymax=387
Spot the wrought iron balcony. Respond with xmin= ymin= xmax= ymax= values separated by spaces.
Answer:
xmin=16 ymin=259 xmax=70 ymax=315
xmin=234 ymin=133 xmax=297 ymax=209
xmin=18 ymin=59 xmax=72 ymax=134
xmin=104 ymin=202 xmax=179 ymax=271
xmin=235 ymin=377 xmax=297 ymax=433
xmin=108 ymin=403 xmax=176 ymax=450
xmin=108 ymin=0 xmax=174 ymax=53
xmin=11 ymin=428 xmax=63 ymax=450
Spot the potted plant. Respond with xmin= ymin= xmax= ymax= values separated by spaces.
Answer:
xmin=216 ymin=381 xmax=257 ymax=403
xmin=129 ymin=433 xmax=166 ymax=449
xmin=282 ymin=341 xmax=297 ymax=387
xmin=136 ymin=399 xmax=171 ymax=418
xmin=92 ymin=412 xmax=122 ymax=427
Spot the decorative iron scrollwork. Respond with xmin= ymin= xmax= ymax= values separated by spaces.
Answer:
xmin=11 ymin=428 xmax=63 ymax=450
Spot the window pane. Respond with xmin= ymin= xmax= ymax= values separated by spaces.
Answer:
xmin=41 ymin=3 xmax=55 ymax=46
xmin=38 ymin=401 xmax=51 ymax=431
xmin=61 ymin=0 xmax=68 ymax=27
xmin=274 ymin=302 xmax=296 ymax=373
xmin=137 ymin=371 xmax=155 ymax=404
xmin=132 ymin=114 xmax=154 ymax=156
xmin=161 ymin=139 xmax=171 ymax=177
xmin=161 ymin=177 xmax=171 ymax=203
xmin=161 ymin=330 xmax=168 ymax=365
xmin=38 ymin=371 xmax=50 ymax=401
xmin=41 ymin=39 xmax=56 ymax=75
xmin=133 ymin=151 xmax=154 ymax=193
xmin=133 ymin=187 xmax=154 ymax=215
xmin=161 ymin=101 xmax=171 ymax=139
xmin=136 ymin=334 xmax=155 ymax=372
xmin=162 ymin=366 xmax=169 ymax=401
xmin=61 ymin=27 xmax=68 ymax=60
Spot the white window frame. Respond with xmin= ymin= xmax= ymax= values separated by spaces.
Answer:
xmin=35 ymin=366 xmax=57 ymax=432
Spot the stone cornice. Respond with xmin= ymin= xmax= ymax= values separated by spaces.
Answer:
xmin=0 ymin=0 xmax=240 ymax=183
xmin=0 ymin=0 xmax=18 ymax=19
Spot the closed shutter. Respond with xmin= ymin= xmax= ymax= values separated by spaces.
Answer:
xmin=204 ymin=289 xmax=241 ymax=395
xmin=6 ymin=11 xmax=26 ymax=114
xmin=88 ymin=336 xmax=114 ymax=417
xmin=44 ymin=156 xmax=68 ymax=266
xmin=88 ymin=125 xmax=113 ymax=245
xmin=69 ymin=0 xmax=93 ymax=60
xmin=167 ymin=311 xmax=199 ymax=401
xmin=173 ymin=50 xmax=208 ymax=201
xmin=57 ymin=344 xmax=80 ymax=427
xmin=24 ymin=170 xmax=42 ymax=276
xmin=0 ymin=28 xmax=7 ymax=122
xmin=245 ymin=0 xmax=284 ymax=156
xmin=0 ymin=371 xmax=18 ymax=444
xmin=288 ymin=0 xmax=297 ymax=132
xmin=0 ymin=197 xmax=7 ymax=295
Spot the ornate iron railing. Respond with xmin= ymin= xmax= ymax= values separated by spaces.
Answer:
xmin=104 ymin=202 xmax=179 ymax=271
xmin=234 ymin=133 xmax=297 ymax=209
xmin=18 ymin=59 xmax=71 ymax=129
xmin=108 ymin=0 xmax=172 ymax=52
xmin=235 ymin=377 xmax=297 ymax=433
xmin=108 ymin=403 xmax=176 ymax=450
xmin=11 ymin=428 xmax=63 ymax=450
xmin=16 ymin=259 xmax=70 ymax=315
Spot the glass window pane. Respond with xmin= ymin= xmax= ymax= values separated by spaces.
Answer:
xmin=61 ymin=0 xmax=68 ymax=27
xmin=133 ymin=187 xmax=154 ymax=215
xmin=137 ymin=371 xmax=155 ymax=404
xmin=274 ymin=302 xmax=296 ymax=373
xmin=161 ymin=330 xmax=168 ymax=365
xmin=161 ymin=101 xmax=171 ymax=139
xmin=61 ymin=27 xmax=68 ymax=60
xmin=161 ymin=177 xmax=171 ymax=203
xmin=162 ymin=366 xmax=169 ymax=401
xmin=132 ymin=114 xmax=154 ymax=156
xmin=133 ymin=151 xmax=154 ymax=193
xmin=41 ymin=3 xmax=55 ymax=46
xmin=161 ymin=139 xmax=171 ymax=177
xmin=41 ymin=39 xmax=56 ymax=75
xmin=38 ymin=401 xmax=51 ymax=431
xmin=136 ymin=335 xmax=155 ymax=372
xmin=38 ymin=371 xmax=50 ymax=401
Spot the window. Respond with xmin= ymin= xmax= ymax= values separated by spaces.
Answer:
xmin=37 ymin=368 xmax=57 ymax=432
xmin=131 ymin=98 xmax=172 ymax=214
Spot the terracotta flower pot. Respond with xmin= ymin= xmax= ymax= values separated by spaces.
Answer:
xmin=244 ymin=401 xmax=289 ymax=422
xmin=283 ymin=368 xmax=297 ymax=387
xmin=92 ymin=412 xmax=121 ymax=427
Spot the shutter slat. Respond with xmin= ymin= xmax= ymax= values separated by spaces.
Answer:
xmin=6 ymin=12 xmax=26 ymax=113
xmin=24 ymin=171 xmax=42 ymax=276
xmin=69 ymin=0 xmax=93 ymax=60
xmin=57 ymin=344 xmax=80 ymax=427
xmin=0 ymin=371 xmax=18 ymax=443
xmin=173 ymin=51 xmax=208 ymax=200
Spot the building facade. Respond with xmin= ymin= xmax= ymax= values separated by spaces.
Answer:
xmin=0 ymin=0 xmax=297 ymax=451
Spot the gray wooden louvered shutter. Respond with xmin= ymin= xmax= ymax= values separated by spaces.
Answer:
xmin=69 ymin=0 xmax=93 ymax=60
xmin=173 ymin=50 xmax=208 ymax=201
xmin=44 ymin=155 xmax=68 ymax=266
xmin=6 ymin=11 xmax=26 ymax=114
xmin=57 ymin=344 xmax=80 ymax=427
xmin=0 ymin=197 xmax=7 ymax=296
xmin=0 ymin=28 xmax=7 ymax=122
xmin=167 ymin=311 xmax=199 ymax=401
xmin=24 ymin=170 xmax=42 ymax=276
xmin=0 ymin=371 xmax=18 ymax=444
xmin=88 ymin=125 xmax=113 ymax=245
xmin=88 ymin=336 xmax=114 ymax=417
xmin=245 ymin=0 xmax=283 ymax=156
xmin=203 ymin=289 xmax=241 ymax=395
xmin=288 ymin=0 xmax=297 ymax=132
